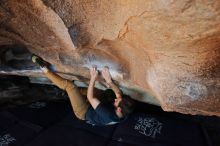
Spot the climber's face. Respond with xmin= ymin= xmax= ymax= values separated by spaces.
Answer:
xmin=114 ymin=97 xmax=123 ymax=118
xmin=114 ymin=97 xmax=122 ymax=108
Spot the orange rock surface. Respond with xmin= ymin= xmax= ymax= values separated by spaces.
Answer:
xmin=0 ymin=0 xmax=219 ymax=116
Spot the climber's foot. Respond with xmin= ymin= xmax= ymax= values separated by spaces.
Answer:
xmin=31 ymin=54 xmax=49 ymax=71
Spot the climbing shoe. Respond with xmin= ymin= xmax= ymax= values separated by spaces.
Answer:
xmin=31 ymin=54 xmax=48 ymax=68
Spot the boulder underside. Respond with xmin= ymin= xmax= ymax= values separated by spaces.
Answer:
xmin=0 ymin=0 xmax=219 ymax=116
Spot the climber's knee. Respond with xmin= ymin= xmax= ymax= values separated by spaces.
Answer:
xmin=65 ymin=80 xmax=73 ymax=87
xmin=63 ymin=80 xmax=76 ymax=91
xmin=74 ymin=104 xmax=89 ymax=120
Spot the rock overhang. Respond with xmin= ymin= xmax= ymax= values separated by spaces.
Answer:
xmin=0 ymin=0 xmax=219 ymax=116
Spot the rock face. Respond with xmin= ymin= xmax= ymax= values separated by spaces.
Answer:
xmin=0 ymin=0 xmax=219 ymax=116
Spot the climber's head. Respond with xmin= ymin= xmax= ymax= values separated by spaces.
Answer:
xmin=102 ymin=89 xmax=135 ymax=118
xmin=114 ymin=94 xmax=136 ymax=118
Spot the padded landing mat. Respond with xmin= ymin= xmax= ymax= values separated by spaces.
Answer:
xmin=0 ymin=100 xmax=212 ymax=146
xmin=0 ymin=112 xmax=42 ymax=146
xmin=112 ymin=113 xmax=210 ymax=146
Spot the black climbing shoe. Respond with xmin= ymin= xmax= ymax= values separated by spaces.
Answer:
xmin=31 ymin=54 xmax=48 ymax=68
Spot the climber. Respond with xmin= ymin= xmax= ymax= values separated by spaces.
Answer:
xmin=31 ymin=54 xmax=135 ymax=126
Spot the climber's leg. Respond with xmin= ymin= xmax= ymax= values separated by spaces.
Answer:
xmin=45 ymin=70 xmax=89 ymax=120
xmin=32 ymin=55 xmax=89 ymax=120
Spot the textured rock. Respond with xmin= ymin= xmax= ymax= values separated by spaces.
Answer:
xmin=0 ymin=0 xmax=219 ymax=116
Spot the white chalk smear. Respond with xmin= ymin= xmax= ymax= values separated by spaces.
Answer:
xmin=83 ymin=60 xmax=123 ymax=79
xmin=177 ymin=81 xmax=207 ymax=100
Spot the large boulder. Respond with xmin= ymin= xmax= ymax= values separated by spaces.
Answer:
xmin=0 ymin=0 xmax=219 ymax=116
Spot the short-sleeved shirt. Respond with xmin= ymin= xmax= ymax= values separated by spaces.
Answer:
xmin=85 ymin=103 xmax=121 ymax=126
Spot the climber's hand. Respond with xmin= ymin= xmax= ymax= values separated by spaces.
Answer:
xmin=90 ymin=66 xmax=98 ymax=81
xmin=101 ymin=67 xmax=112 ymax=84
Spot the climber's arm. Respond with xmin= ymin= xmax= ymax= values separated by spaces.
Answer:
xmin=108 ymin=81 xmax=122 ymax=99
xmin=87 ymin=67 xmax=100 ymax=109
xmin=101 ymin=67 xmax=122 ymax=99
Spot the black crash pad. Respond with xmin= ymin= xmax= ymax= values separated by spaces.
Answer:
xmin=26 ymin=126 xmax=109 ymax=146
xmin=0 ymin=100 xmax=211 ymax=146
xmin=0 ymin=120 xmax=42 ymax=146
xmin=112 ymin=113 xmax=209 ymax=146
xmin=8 ymin=100 xmax=71 ymax=128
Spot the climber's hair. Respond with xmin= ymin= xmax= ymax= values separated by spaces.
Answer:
xmin=102 ymin=89 xmax=136 ymax=117
xmin=119 ymin=94 xmax=136 ymax=117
